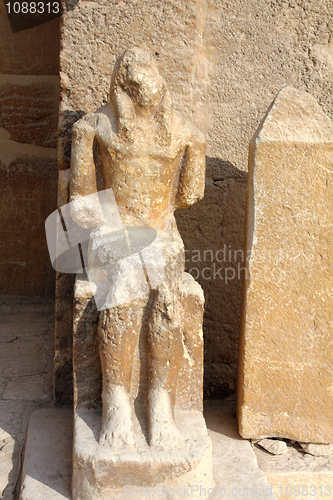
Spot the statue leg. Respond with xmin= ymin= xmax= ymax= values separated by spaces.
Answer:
xmin=98 ymin=298 xmax=145 ymax=448
xmin=147 ymin=237 xmax=185 ymax=449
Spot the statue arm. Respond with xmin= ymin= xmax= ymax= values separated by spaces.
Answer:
xmin=175 ymin=123 xmax=206 ymax=209
xmin=69 ymin=114 xmax=105 ymax=228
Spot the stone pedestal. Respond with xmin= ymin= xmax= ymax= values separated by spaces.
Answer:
xmin=72 ymin=271 xmax=213 ymax=498
xmin=20 ymin=402 xmax=278 ymax=500
xmin=73 ymin=409 xmax=213 ymax=500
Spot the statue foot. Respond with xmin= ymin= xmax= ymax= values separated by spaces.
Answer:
xmin=148 ymin=387 xmax=185 ymax=450
xmin=99 ymin=385 xmax=135 ymax=448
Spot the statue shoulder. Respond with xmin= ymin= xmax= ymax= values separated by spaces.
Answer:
xmin=172 ymin=111 xmax=205 ymax=147
xmin=71 ymin=112 xmax=99 ymax=138
xmin=72 ymin=106 xmax=114 ymax=136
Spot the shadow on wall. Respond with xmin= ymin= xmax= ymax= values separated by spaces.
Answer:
xmin=58 ymin=110 xmax=86 ymax=171
xmin=0 ymin=156 xmax=58 ymax=296
xmin=175 ymin=156 xmax=248 ymax=399
xmin=5 ymin=0 xmax=80 ymax=33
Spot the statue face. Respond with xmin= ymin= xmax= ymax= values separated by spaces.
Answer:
xmin=122 ymin=52 xmax=165 ymax=108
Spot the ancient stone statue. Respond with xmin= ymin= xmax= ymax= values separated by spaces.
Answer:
xmin=69 ymin=47 xmax=206 ymax=455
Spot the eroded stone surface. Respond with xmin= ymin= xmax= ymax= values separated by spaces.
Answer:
xmin=56 ymin=0 xmax=333 ymax=404
xmin=299 ymin=443 xmax=333 ymax=457
xmin=237 ymin=87 xmax=333 ymax=443
xmin=73 ymin=272 xmax=204 ymax=412
xmin=254 ymin=439 xmax=333 ymax=500
xmin=258 ymin=439 xmax=288 ymax=456
xmin=69 ymin=47 xmax=209 ymax=495
xmin=20 ymin=402 xmax=276 ymax=500
xmin=73 ymin=408 xmax=213 ymax=499
xmin=0 ymin=76 xmax=59 ymax=148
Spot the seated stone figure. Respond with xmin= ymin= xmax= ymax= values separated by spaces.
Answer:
xmin=70 ymin=47 xmax=206 ymax=452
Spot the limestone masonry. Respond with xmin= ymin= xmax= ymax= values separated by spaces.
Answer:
xmin=238 ymin=87 xmax=333 ymax=444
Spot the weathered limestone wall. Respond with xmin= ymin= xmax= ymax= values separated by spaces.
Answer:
xmin=55 ymin=0 xmax=333 ymax=401
xmin=180 ymin=0 xmax=333 ymax=398
xmin=0 ymin=5 xmax=60 ymax=296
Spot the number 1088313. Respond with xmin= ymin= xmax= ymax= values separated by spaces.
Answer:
xmin=5 ymin=2 xmax=60 ymax=14
xmin=277 ymin=485 xmax=332 ymax=497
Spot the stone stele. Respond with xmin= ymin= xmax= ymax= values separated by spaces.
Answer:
xmin=237 ymin=87 xmax=333 ymax=444
xmin=69 ymin=48 xmax=213 ymax=499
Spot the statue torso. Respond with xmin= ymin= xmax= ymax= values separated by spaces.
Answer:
xmin=94 ymin=104 xmax=188 ymax=231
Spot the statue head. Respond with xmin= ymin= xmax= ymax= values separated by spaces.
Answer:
xmin=110 ymin=47 xmax=172 ymax=145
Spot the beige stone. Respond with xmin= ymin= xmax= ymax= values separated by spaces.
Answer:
xmin=0 ymin=298 xmax=54 ymax=499
xmin=299 ymin=443 xmax=333 ymax=457
xmin=73 ymin=409 xmax=213 ymax=500
xmin=257 ymin=439 xmax=288 ymax=456
xmin=237 ymin=87 xmax=333 ymax=443
xmin=73 ymin=273 xmax=204 ymax=412
xmin=254 ymin=440 xmax=333 ymax=500
xmin=19 ymin=409 xmax=72 ymax=500
xmin=206 ymin=401 xmax=277 ymax=500
xmin=19 ymin=402 xmax=276 ymax=500
xmin=3 ymin=375 xmax=52 ymax=401
xmin=69 ymin=47 xmax=211 ymax=496
xmin=56 ymin=0 xmax=333 ymax=404
xmin=0 ymin=76 xmax=59 ymax=148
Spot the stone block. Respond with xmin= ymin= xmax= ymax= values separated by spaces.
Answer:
xmin=73 ymin=272 xmax=204 ymax=411
xmin=254 ymin=440 xmax=333 ymax=500
xmin=3 ymin=375 xmax=52 ymax=401
xmin=73 ymin=409 xmax=213 ymax=500
xmin=0 ymin=75 xmax=59 ymax=148
xmin=237 ymin=87 xmax=333 ymax=443
xmin=0 ymin=339 xmax=46 ymax=377
xmin=19 ymin=403 xmax=277 ymax=500
xmin=0 ymin=296 xmax=55 ymax=323
xmin=19 ymin=409 xmax=72 ymax=500
xmin=0 ymin=154 xmax=58 ymax=296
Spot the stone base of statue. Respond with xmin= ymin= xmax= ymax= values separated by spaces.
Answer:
xmin=72 ymin=272 xmax=214 ymax=499
xmin=72 ymin=408 xmax=213 ymax=500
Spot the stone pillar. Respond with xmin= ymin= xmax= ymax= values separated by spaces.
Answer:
xmin=237 ymin=87 xmax=333 ymax=444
